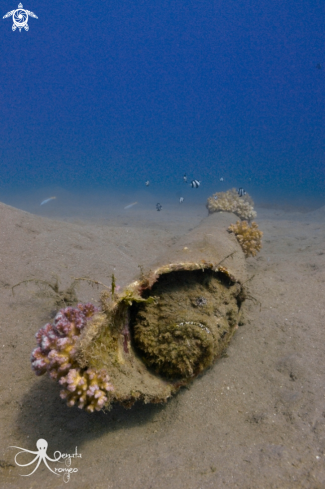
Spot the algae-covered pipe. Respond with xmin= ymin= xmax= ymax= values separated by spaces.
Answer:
xmin=31 ymin=211 xmax=249 ymax=411
xmin=74 ymin=212 xmax=248 ymax=409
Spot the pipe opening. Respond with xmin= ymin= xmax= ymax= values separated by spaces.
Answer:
xmin=129 ymin=269 xmax=244 ymax=380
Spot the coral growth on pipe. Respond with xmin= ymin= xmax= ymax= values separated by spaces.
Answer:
xmin=59 ymin=367 xmax=113 ymax=411
xmin=206 ymin=188 xmax=257 ymax=221
xmin=31 ymin=304 xmax=114 ymax=412
xmin=227 ymin=220 xmax=263 ymax=257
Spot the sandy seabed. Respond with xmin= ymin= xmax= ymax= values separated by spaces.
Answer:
xmin=0 ymin=190 xmax=325 ymax=489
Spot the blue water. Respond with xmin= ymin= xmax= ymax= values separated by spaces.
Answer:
xmin=1 ymin=0 xmax=324 ymax=210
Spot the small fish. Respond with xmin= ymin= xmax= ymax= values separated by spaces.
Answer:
xmin=191 ymin=180 xmax=201 ymax=188
xmin=179 ymin=197 xmax=184 ymax=203
xmin=237 ymin=188 xmax=246 ymax=197
xmin=214 ymin=195 xmax=218 ymax=201
xmin=220 ymin=177 xmax=224 ymax=182
xmin=316 ymin=63 xmax=322 ymax=70
xmin=183 ymin=174 xmax=187 ymax=183
xmin=40 ymin=196 xmax=56 ymax=206
xmin=124 ymin=202 xmax=138 ymax=210
xmin=145 ymin=180 xmax=150 ymax=186
xmin=156 ymin=203 xmax=162 ymax=211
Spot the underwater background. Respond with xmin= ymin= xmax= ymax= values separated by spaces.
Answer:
xmin=1 ymin=0 xmax=324 ymax=210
